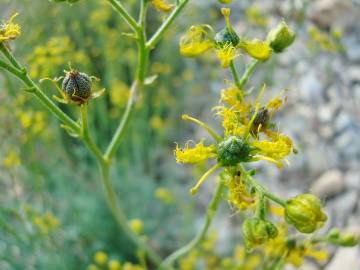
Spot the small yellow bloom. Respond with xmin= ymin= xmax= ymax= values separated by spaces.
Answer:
xmin=174 ymin=141 xmax=217 ymax=164
xmin=154 ymin=187 xmax=174 ymax=204
xmin=0 ymin=13 xmax=21 ymax=42
xmin=179 ymin=25 xmax=213 ymax=57
xmin=43 ymin=211 xmax=60 ymax=228
xmin=2 ymin=149 xmax=21 ymax=168
xmin=245 ymin=6 xmax=267 ymax=27
xmin=87 ymin=264 xmax=98 ymax=270
xmin=215 ymin=43 xmax=238 ymax=68
xmin=94 ymin=251 xmax=107 ymax=266
xmin=240 ymin=39 xmax=272 ymax=61
xmin=108 ymin=259 xmax=121 ymax=270
xmin=226 ymin=173 xmax=255 ymax=210
xmin=252 ymin=133 xmax=293 ymax=162
xmin=150 ymin=0 xmax=174 ymax=12
xmin=128 ymin=219 xmax=144 ymax=234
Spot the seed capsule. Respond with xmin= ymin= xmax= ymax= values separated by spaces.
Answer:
xmin=251 ymin=107 xmax=270 ymax=133
xmin=267 ymin=21 xmax=295 ymax=53
xmin=62 ymin=70 xmax=92 ymax=104
xmin=217 ymin=136 xmax=252 ymax=166
xmin=242 ymin=217 xmax=278 ymax=248
xmin=214 ymin=27 xmax=240 ymax=48
xmin=285 ymin=193 xmax=327 ymax=233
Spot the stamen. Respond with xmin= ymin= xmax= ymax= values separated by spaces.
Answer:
xmin=190 ymin=163 xmax=220 ymax=195
xmin=182 ymin=114 xmax=221 ymax=142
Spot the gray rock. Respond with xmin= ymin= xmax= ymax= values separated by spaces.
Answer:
xmin=348 ymin=66 xmax=360 ymax=82
xmin=325 ymin=247 xmax=360 ymax=270
xmin=328 ymin=191 xmax=358 ymax=226
xmin=310 ymin=169 xmax=345 ymax=198
xmin=345 ymin=170 xmax=360 ymax=190
xmin=308 ymin=0 xmax=360 ymax=29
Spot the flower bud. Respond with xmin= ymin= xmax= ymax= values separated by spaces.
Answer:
xmin=62 ymin=70 xmax=92 ymax=104
xmin=338 ymin=233 xmax=358 ymax=247
xmin=285 ymin=194 xmax=327 ymax=233
xmin=217 ymin=136 xmax=252 ymax=166
xmin=214 ymin=8 xmax=240 ymax=48
xmin=242 ymin=218 xmax=278 ymax=248
xmin=266 ymin=21 xmax=295 ymax=53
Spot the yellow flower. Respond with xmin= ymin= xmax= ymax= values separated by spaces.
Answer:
xmin=94 ymin=251 xmax=108 ymax=266
xmin=245 ymin=6 xmax=267 ymax=27
xmin=179 ymin=25 xmax=214 ymax=57
xmin=108 ymin=259 xmax=121 ymax=270
xmin=0 ymin=13 xmax=21 ymax=42
xmin=154 ymin=187 xmax=174 ymax=204
xmin=251 ymin=133 xmax=293 ymax=167
xmin=179 ymin=250 xmax=198 ymax=270
xmin=2 ymin=149 xmax=21 ymax=168
xmin=240 ymin=39 xmax=272 ymax=61
xmin=215 ymin=43 xmax=238 ymax=68
xmin=128 ymin=219 xmax=144 ymax=234
xmin=175 ymin=140 xmax=217 ymax=164
xmin=87 ymin=264 xmax=98 ymax=270
xmin=43 ymin=211 xmax=60 ymax=228
xmin=150 ymin=0 xmax=174 ymax=12
xmin=225 ymin=171 xmax=255 ymax=210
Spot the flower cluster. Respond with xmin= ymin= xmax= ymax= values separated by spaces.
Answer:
xmin=179 ymin=8 xmax=295 ymax=67
xmin=174 ymin=8 xmax=355 ymax=259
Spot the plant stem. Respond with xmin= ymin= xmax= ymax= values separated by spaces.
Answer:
xmin=80 ymin=105 xmax=105 ymax=164
xmin=104 ymin=79 xmax=139 ymax=160
xmin=229 ymin=60 xmax=241 ymax=89
xmin=99 ymin=162 xmax=162 ymax=266
xmin=0 ymin=45 xmax=80 ymax=133
xmin=239 ymin=59 xmax=260 ymax=89
xmin=106 ymin=0 xmax=140 ymax=33
xmin=240 ymin=165 xmax=286 ymax=207
xmin=229 ymin=60 xmax=244 ymax=100
xmin=160 ymin=180 xmax=225 ymax=269
xmin=146 ymin=0 xmax=189 ymax=49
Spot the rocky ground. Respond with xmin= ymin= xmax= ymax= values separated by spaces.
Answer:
xmin=255 ymin=0 xmax=360 ymax=269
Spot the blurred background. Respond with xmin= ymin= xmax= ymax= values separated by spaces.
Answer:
xmin=0 ymin=0 xmax=359 ymax=269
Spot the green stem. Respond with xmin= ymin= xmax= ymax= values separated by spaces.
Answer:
xmin=99 ymin=162 xmax=162 ymax=266
xmin=104 ymin=79 xmax=140 ymax=160
xmin=0 ymin=44 xmax=22 ymax=70
xmin=229 ymin=60 xmax=244 ymax=100
xmin=146 ymin=0 xmax=189 ymax=49
xmin=240 ymin=165 xmax=285 ymax=207
xmin=256 ymin=194 xmax=266 ymax=220
xmin=239 ymin=59 xmax=260 ymax=89
xmin=160 ymin=180 xmax=225 ymax=269
xmin=106 ymin=0 xmax=140 ymax=33
xmin=0 ymin=46 xmax=80 ymax=133
xmin=80 ymin=105 xmax=105 ymax=164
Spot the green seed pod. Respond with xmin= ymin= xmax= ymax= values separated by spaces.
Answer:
xmin=62 ymin=70 xmax=92 ymax=104
xmin=214 ymin=27 xmax=240 ymax=48
xmin=266 ymin=21 xmax=295 ymax=53
xmin=242 ymin=218 xmax=278 ymax=248
xmin=215 ymin=8 xmax=240 ymax=48
xmin=337 ymin=233 xmax=358 ymax=247
xmin=285 ymin=194 xmax=327 ymax=234
xmin=250 ymin=107 xmax=270 ymax=133
xmin=217 ymin=136 xmax=252 ymax=166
